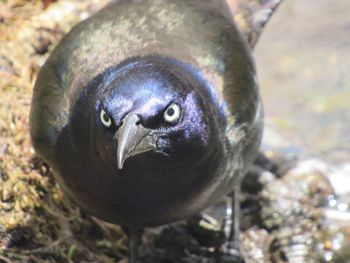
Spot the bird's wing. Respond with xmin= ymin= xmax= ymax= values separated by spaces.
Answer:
xmin=225 ymin=0 xmax=283 ymax=48
xmin=30 ymin=58 xmax=69 ymax=163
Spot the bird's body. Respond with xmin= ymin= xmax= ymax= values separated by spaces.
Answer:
xmin=30 ymin=0 xmax=263 ymax=253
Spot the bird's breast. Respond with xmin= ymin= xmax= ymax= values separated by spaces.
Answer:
xmin=54 ymin=136 xmax=233 ymax=227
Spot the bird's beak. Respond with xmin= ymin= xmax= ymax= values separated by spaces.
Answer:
xmin=116 ymin=113 xmax=157 ymax=170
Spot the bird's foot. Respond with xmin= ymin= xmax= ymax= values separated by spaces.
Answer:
xmin=218 ymin=241 xmax=245 ymax=263
xmin=187 ymin=213 xmax=225 ymax=248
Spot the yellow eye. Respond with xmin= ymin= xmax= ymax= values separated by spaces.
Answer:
xmin=100 ymin=109 xmax=112 ymax=127
xmin=163 ymin=103 xmax=181 ymax=123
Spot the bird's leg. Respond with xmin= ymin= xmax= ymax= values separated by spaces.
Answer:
xmin=222 ymin=195 xmax=233 ymax=240
xmin=123 ymin=227 xmax=143 ymax=263
xmin=220 ymin=184 xmax=244 ymax=262
xmin=232 ymin=184 xmax=243 ymax=259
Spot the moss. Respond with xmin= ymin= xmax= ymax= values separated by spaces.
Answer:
xmin=0 ymin=1 xmax=125 ymax=262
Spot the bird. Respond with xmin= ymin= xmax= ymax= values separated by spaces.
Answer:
xmin=29 ymin=0 xmax=277 ymax=261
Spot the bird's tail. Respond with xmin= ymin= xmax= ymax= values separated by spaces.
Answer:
xmin=224 ymin=0 xmax=284 ymax=48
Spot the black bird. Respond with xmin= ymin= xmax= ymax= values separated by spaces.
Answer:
xmin=30 ymin=0 xmax=280 ymax=261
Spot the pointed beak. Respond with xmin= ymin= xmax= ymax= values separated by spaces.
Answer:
xmin=116 ymin=113 xmax=157 ymax=170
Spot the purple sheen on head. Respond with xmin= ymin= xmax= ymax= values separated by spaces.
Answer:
xmin=179 ymin=91 xmax=209 ymax=146
xmin=85 ymin=56 xmax=227 ymax=156
xmin=137 ymin=96 xmax=171 ymax=117
xmin=67 ymin=55 xmax=230 ymax=178
xmin=104 ymin=96 xmax=133 ymax=126
xmin=97 ymin=62 xmax=187 ymax=125
xmin=163 ymin=58 xmax=227 ymax=124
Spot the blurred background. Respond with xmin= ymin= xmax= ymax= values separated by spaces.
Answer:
xmin=256 ymin=0 xmax=350 ymax=167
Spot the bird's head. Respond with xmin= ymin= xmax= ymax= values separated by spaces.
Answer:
xmin=69 ymin=56 xmax=225 ymax=174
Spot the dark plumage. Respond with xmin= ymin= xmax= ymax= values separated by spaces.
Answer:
xmin=30 ymin=0 xmax=265 ymax=261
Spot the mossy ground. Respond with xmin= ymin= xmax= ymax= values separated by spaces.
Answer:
xmin=0 ymin=1 xmax=127 ymax=262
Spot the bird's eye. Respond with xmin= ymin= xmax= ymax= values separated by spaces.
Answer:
xmin=100 ymin=109 xmax=112 ymax=128
xmin=163 ymin=103 xmax=181 ymax=123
